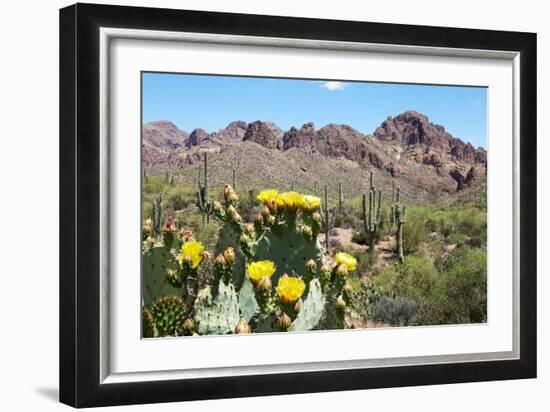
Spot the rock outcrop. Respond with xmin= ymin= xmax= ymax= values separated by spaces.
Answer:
xmin=142 ymin=110 xmax=487 ymax=199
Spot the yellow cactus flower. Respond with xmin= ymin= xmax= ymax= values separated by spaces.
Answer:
xmin=300 ymin=194 xmax=321 ymax=213
xmin=276 ymin=276 xmax=306 ymax=305
xmin=279 ymin=191 xmax=303 ymax=212
xmin=335 ymin=252 xmax=357 ymax=272
xmin=179 ymin=240 xmax=205 ymax=269
xmin=247 ymin=260 xmax=276 ymax=286
xmin=257 ymin=189 xmax=280 ymax=204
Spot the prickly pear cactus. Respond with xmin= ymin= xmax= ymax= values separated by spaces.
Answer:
xmin=194 ymin=280 xmax=240 ymax=335
xmin=254 ymin=225 xmax=323 ymax=287
xmin=151 ymin=295 xmax=185 ymax=337
xmin=289 ymin=279 xmax=324 ymax=331
xmin=215 ymin=223 xmax=246 ymax=289
xmin=142 ymin=246 xmax=181 ymax=308
xmin=238 ymin=276 xmax=259 ymax=322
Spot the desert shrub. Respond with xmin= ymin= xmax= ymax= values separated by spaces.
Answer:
xmin=446 ymin=232 xmax=469 ymax=246
xmin=372 ymin=296 xmax=418 ymax=326
xmin=334 ymin=211 xmax=360 ymax=229
xmin=402 ymin=211 xmax=428 ymax=254
xmin=372 ymin=254 xmax=442 ymax=302
xmin=166 ymin=185 xmax=196 ymax=211
xmin=142 ymin=175 xmax=165 ymax=194
xmin=142 ymin=202 xmax=153 ymax=221
xmin=368 ymin=254 xmax=446 ymax=325
xmin=349 ymin=279 xmax=381 ymax=321
xmin=351 ymin=229 xmax=368 ymax=245
xmin=436 ymin=246 xmax=487 ymax=323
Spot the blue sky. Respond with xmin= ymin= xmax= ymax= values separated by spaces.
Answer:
xmin=142 ymin=72 xmax=487 ymax=149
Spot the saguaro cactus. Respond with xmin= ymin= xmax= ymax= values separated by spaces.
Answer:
xmin=165 ymin=170 xmax=174 ymax=185
xmin=197 ymin=152 xmax=212 ymax=224
xmin=338 ymin=182 xmax=344 ymax=214
xmin=362 ymin=172 xmax=382 ymax=255
xmin=320 ymin=185 xmax=336 ymax=250
xmin=390 ymin=181 xmax=395 ymax=225
xmin=151 ymin=192 xmax=164 ymax=239
xmin=391 ymin=183 xmax=400 ymax=226
xmin=395 ymin=203 xmax=406 ymax=263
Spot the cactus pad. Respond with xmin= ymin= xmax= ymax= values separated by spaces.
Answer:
xmin=151 ymin=295 xmax=185 ymax=337
xmin=254 ymin=225 xmax=323 ymax=287
xmin=289 ymin=279 xmax=324 ymax=331
xmin=194 ymin=280 xmax=240 ymax=335
xmin=238 ymin=276 xmax=259 ymax=322
xmin=215 ymin=223 xmax=246 ymax=289
xmin=142 ymin=246 xmax=181 ymax=308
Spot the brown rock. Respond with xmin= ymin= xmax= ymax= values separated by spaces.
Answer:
xmin=243 ymin=121 xmax=283 ymax=150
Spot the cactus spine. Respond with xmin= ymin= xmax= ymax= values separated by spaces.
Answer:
xmin=320 ymin=185 xmax=336 ymax=250
xmin=362 ymin=172 xmax=381 ymax=255
xmin=197 ymin=152 xmax=212 ymax=224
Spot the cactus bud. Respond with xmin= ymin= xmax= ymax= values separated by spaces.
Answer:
xmin=213 ymin=201 xmax=223 ymax=212
xmin=223 ymin=247 xmax=236 ymax=265
xmin=182 ymin=318 xmax=195 ymax=334
xmin=232 ymin=212 xmax=242 ymax=224
xmin=234 ymin=318 xmax=251 ymax=334
xmin=260 ymin=206 xmax=270 ymax=218
xmin=162 ymin=216 xmax=177 ymax=233
xmin=143 ymin=218 xmax=153 ymax=233
xmin=254 ymin=213 xmax=264 ymax=225
xmin=294 ymin=298 xmax=302 ymax=314
xmin=266 ymin=199 xmax=277 ymax=214
xmin=179 ymin=229 xmax=193 ymax=241
xmin=305 ymin=259 xmax=316 ymax=271
xmin=226 ymin=205 xmax=237 ymax=217
xmin=239 ymin=234 xmax=249 ymax=245
xmin=321 ymin=263 xmax=332 ymax=274
xmin=183 ymin=255 xmax=193 ymax=266
xmin=244 ymin=223 xmax=255 ymax=233
xmin=201 ymin=251 xmax=211 ymax=260
xmin=336 ymin=294 xmax=347 ymax=309
xmin=312 ymin=212 xmax=322 ymax=223
xmin=223 ymin=184 xmax=239 ymax=202
xmin=336 ymin=263 xmax=348 ymax=277
xmin=302 ymin=225 xmax=313 ymax=239
xmin=214 ymin=254 xmax=227 ymax=266
xmin=277 ymin=312 xmax=292 ymax=331
xmin=267 ymin=215 xmax=276 ymax=226
xmin=343 ymin=281 xmax=353 ymax=294
xmin=257 ymin=275 xmax=272 ymax=291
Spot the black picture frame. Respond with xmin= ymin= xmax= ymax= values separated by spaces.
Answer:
xmin=59 ymin=2 xmax=537 ymax=408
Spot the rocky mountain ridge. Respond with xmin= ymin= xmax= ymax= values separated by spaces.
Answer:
xmin=143 ymin=111 xmax=486 ymax=201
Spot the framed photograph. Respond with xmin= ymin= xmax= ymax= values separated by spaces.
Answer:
xmin=59 ymin=3 xmax=537 ymax=408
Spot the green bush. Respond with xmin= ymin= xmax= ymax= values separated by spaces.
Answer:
xmin=367 ymin=246 xmax=487 ymax=326
xmin=402 ymin=207 xmax=430 ymax=253
xmin=436 ymin=246 xmax=487 ymax=323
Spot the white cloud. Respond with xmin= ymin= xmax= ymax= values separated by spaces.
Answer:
xmin=318 ymin=81 xmax=348 ymax=91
